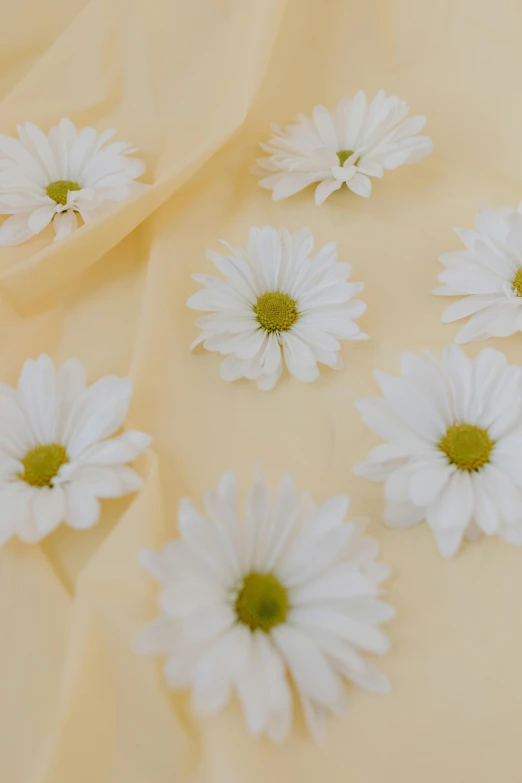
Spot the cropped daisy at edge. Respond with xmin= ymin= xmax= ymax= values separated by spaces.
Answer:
xmin=0 ymin=354 xmax=151 ymax=544
xmin=188 ymin=226 xmax=368 ymax=390
xmin=0 ymin=119 xmax=146 ymax=246
xmin=137 ymin=468 xmax=394 ymax=744
xmin=353 ymin=344 xmax=522 ymax=558
xmin=253 ymin=90 xmax=433 ymax=205
xmin=435 ymin=204 xmax=522 ymax=343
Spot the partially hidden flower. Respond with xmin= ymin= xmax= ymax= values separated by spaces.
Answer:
xmin=0 ymin=119 xmax=146 ymax=246
xmin=137 ymin=469 xmax=393 ymax=744
xmin=435 ymin=205 xmax=522 ymax=343
xmin=353 ymin=344 xmax=522 ymax=558
xmin=253 ymin=90 xmax=433 ymax=205
xmin=187 ymin=226 xmax=368 ymax=391
xmin=0 ymin=354 xmax=151 ymax=544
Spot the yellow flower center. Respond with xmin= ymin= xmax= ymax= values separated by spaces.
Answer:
xmin=20 ymin=444 xmax=68 ymax=487
xmin=46 ymin=180 xmax=81 ymax=206
xmin=513 ymin=269 xmax=522 ymax=296
xmin=253 ymin=291 xmax=299 ymax=333
xmin=337 ymin=149 xmax=356 ymax=166
xmin=235 ymin=572 xmax=289 ymax=632
xmin=439 ymin=423 xmax=494 ymax=472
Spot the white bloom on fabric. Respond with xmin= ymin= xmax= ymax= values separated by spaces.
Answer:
xmin=353 ymin=344 xmax=522 ymax=558
xmin=0 ymin=119 xmax=146 ymax=246
xmin=434 ymin=205 xmax=522 ymax=343
xmin=137 ymin=469 xmax=394 ymax=744
xmin=187 ymin=226 xmax=368 ymax=391
xmin=253 ymin=90 xmax=433 ymax=205
xmin=0 ymin=354 xmax=151 ymax=545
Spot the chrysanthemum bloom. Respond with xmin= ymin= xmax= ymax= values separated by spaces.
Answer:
xmin=0 ymin=119 xmax=146 ymax=245
xmin=353 ymin=344 xmax=522 ymax=558
xmin=254 ymin=90 xmax=433 ymax=205
xmin=435 ymin=205 xmax=522 ymax=343
xmin=137 ymin=470 xmax=394 ymax=744
xmin=188 ymin=226 xmax=368 ymax=390
xmin=0 ymin=354 xmax=151 ymax=544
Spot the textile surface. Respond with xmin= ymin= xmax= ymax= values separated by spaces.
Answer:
xmin=1 ymin=0 xmax=521 ymax=781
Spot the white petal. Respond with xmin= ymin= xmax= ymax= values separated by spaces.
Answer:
xmin=373 ymin=370 xmax=446 ymax=441
xmin=426 ymin=471 xmax=473 ymax=532
xmin=27 ymin=204 xmax=55 ymax=235
xmin=0 ymin=213 xmax=34 ymax=246
xmin=22 ymin=122 xmax=60 ymax=181
xmin=409 ymin=462 xmax=454 ymax=506
xmin=65 ymin=376 xmax=133 ymax=459
xmin=272 ymin=624 xmax=343 ymax=705
xmin=313 ymin=105 xmax=339 ymax=148
xmin=77 ymin=430 xmax=151 ymax=465
xmin=60 ymin=463 xmax=143 ymax=497
xmin=270 ymin=172 xmax=320 ymax=201
xmin=471 ymin=471 xmax=499 ymax=534
xmin=442 ymin=343 xmax=472 ymax=421
xmin=257 ymin=226 xmax=282 ymax=290
xmin=53 ymin=209 xmax=78 ymax=241
xmin=282 ymin=333 xmax=319 ymax=383
xmin=314 ymin=178 xmax=342 ymax=205
xmin=33 ymin=486 xmax=65 ymax=537
xmin=17 ymin=354 xmax=57 ymax=445
xmin=432 ymin=527 xmax=464 ymax=559
xmin=192 ymin=626 xmax=248 ymax=715
xmin=440 ymin=296 xmax=501 ymax=324
xmin=347 ymin=173 xmax=372 ymax=198
xmin=291 ymin=607 xmax=390 ymax=654
xmin=56 ymin=358 xmax=87 ymax=441
xmin=354 ymin=397 xmax=426 ymax=451
xmin=64 ymin=483 xmax=101 ymax=529
xmin=0 ymin=395 xmax=34 ymax=457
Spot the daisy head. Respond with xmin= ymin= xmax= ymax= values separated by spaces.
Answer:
xmin=0 ymin=119 xmax=146 ymax=246
xmin=0 ymin=354 xmax=151 ymax=545
xmin=353 ymin=344 xmax=522 ymax=558
xmin=254 ymin=90 xmax=433 ymax=205
xmin=137 ymin=469 xmax=394 ymax=744
xmin=187 ymin=226 xmax=368 ymax=391
xmin=435 ymin=205 xmax=522 ymax=343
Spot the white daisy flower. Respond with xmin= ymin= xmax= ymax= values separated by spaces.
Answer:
xmin=0 ymin=118 xmax=146 ymax=246
xmin=0 ymin=354 xmax=151 ymax=545
xmin=187 ymin=226 xmax=368 ymax=391
xmin=353 ymin=344 xmax=522 ymax=558
xmin=137 ymin=469 xmax=393 ymax=744
xmin=435 ymin=205 xmax=522 ymax=343
xmin=254 ymin=90 xmax=433 ymax=205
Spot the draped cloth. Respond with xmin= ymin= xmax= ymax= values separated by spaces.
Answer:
xmin=1 ymin=1 xmax=522 ymax=781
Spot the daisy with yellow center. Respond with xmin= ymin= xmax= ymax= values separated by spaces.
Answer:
xmin=188 ymin=226 xmax=368 ymax=391
xmin=0 ymin=119 xmax=146 ymax=246
xmin=137 ymin=469 xmax=394 ymax=744
xmin=0 ymin=354 xmax=151 ymax=545
xmin=253 ymin=90 xmax=432 ymax=205
xmin=353 ymin=344 xmax=522 ymax=558
xmin=435 ymin=205 xmax=522 ymax=343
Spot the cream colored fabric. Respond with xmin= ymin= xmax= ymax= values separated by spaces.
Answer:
xmin=2 ymin=1 xmax=522 ymax=781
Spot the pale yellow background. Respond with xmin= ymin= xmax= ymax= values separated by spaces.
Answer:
xmin=1 ymin=0 xmax=521 ymax=781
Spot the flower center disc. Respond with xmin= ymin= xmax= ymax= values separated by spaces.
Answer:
xmin=20 ymin=444 xmax=68 ymax=487
xmin=439 ymin=423 xmax=493 ymax=472
xmin=337 ymin=149 xmax=355 ymax=166
xmin=513 ymin=269 xmax=522 ymax=296
xmin=235 ymin=572 xmax=289 ymax=632
xmin=254 ymin=291 xmax=299 ymax=333
xmin=46 ymin=180 xmax=81 ymax=206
